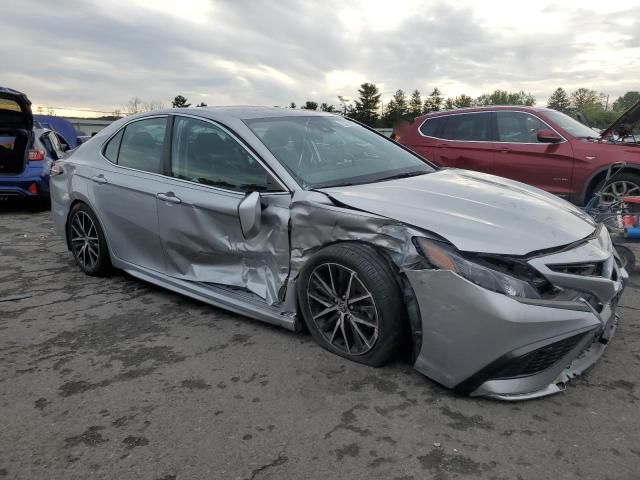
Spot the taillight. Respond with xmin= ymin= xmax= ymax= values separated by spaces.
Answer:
xmin=29 ymin=149 xmax=45 ymax=161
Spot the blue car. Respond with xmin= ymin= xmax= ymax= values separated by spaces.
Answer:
xmin=0 ymin=87 xmax=67 ymax=207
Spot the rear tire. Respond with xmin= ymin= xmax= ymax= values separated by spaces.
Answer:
xmin=298 ymin=243 xmax=405 ymax=367
xmin=67 ymin=203 xmax=112 ymax=276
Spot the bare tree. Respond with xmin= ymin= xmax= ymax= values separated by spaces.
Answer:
xmin=126 ymin=97 xmax=143 ymax=115
xmin=142 ymin=100 xmax=165 ymax=112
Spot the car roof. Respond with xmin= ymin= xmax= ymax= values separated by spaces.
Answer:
xmin=418 ymin=105 xmax=554 ymax=120
xmin=129 ymin=106 xmax=335 ymax=122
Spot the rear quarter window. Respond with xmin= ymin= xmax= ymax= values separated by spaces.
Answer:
xmin=103 ymin=130 xmax=123 ymax=163
xmin=419 ymin=117 xmax=444 ymax=137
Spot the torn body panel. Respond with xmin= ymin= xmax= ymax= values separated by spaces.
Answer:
xmin=158 ymin=189 xmax=291 ymax=305
xmin=289 ymin=190 xmax=426 ymax=277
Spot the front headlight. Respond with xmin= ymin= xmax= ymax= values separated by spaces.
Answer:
xmin=413 ymin=237 xmax=541 ymax=299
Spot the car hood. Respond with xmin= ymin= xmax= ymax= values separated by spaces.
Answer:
xmin=0 ymin=86 xmax=33 ymax=131
xmin=319 ymin=169 xmax=596 ymax=255
xmin=600 ymin=99 xmax=640 ymax=139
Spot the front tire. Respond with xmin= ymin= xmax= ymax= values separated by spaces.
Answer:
xmin=599 ymin=172 xmax=640 ymax=206
xmin=298 ymin=243 xmax=405 ymax=367
xmin=67 ymin=203 xmax=112 ymax=276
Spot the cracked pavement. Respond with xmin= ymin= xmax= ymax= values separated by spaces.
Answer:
xmin=1 ymin=203 xmax=640 ymax=480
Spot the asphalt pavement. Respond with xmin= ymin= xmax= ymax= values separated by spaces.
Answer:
xmin=1 ymin=203 xmax=639 ymax=480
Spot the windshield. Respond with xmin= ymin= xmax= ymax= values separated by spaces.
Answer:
xmin=544 ymin=109 xmax=600 ymax=138
xmin=245 ymin=116 xmax=434 ymax=188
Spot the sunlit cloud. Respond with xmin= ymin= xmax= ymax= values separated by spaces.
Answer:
xmin=2 ymin=0 xmax=639 ymax=116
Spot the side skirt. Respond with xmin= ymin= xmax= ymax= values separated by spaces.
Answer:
xmin=113 ymin=258 xmax=297 ymax=331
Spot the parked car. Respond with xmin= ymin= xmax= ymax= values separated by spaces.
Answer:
xmin=0 ymin=87 xmax=66 ymax=207
xmin=398 ymin=102 xmax=640 ymax=206
xmin=34 ymin=114 xmax=80 ymax=149
xmin=51 ymin=107 xmax=626 ymax=400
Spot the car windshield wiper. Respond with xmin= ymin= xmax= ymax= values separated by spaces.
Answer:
xmin=371 ymin=170 xmax=429 ymax=183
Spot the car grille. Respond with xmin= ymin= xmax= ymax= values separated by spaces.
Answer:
xmin=493 ymin=333 xmax=588 ymax=379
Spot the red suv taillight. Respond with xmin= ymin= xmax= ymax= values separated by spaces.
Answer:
xmin=29 ymin=149 xmax=45 ymax=161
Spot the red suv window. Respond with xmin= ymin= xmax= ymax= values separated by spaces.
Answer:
xmin=496 ymin=111 xmax=551 ymax=143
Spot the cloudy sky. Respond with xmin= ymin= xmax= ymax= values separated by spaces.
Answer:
xmin=3 ymin=0 xmax=639 ymax=116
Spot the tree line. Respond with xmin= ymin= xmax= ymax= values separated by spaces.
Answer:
xmin=293 ymin=84 xmax=639 ymax=129
xmin=115 ymin=88 xmax=639 ymax=130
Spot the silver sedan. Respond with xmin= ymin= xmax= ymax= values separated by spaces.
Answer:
xmin=50 ymin=107 xmax=627 ymax=400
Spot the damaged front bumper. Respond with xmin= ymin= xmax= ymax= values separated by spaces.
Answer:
xmin=405 ymin=238 xmax=626 ymax=400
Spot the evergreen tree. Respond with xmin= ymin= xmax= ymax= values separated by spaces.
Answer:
xmin=424 ymin=88 xmax=444 ymax=112
xmin=453 ymin=94 xmax=474 ymax=108
xmin=172 ymin=95 xmax=191 ymax=108
xmin=301 ymin=101 xmax=318 ymax=110
xmin=546 ymin=88 xmax=571 ymax=113
xmin=289 ymin=102 xmax=297 ymax=109
xmin=351 ymin=83 xmax=382 ymax=126
xmin=476 ymin=90 xmax=535 ymax=106
xmin=408 ymin=89 xmax=423 ymax=118
xmin=320 ymin=103 xmax=335 ymax=112
xmin=383 ymin=90 xmax=408 ymax=126
xmin=443 ymin=98 xmax=455 ymax=110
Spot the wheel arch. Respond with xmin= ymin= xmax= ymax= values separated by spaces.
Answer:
xmin=297 ymin=239 xmax=423 ymax=362
xmin=65 ymin=198 xmax=111 ymax=259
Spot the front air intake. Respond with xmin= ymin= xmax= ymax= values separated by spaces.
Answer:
xmin=492 ymin=333 xmax=588 ymax=379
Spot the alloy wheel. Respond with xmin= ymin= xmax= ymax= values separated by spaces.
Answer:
xmin=306 ymin=262 xmax=379 ymax=355
xmin=70 ymin=211 xmax=100 ymax=270
xmin=600 ymin=180 xmax=640 ymax=205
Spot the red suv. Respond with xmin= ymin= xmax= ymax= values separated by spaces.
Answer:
xmin=399 ymin=103 xmax=640 ymax=205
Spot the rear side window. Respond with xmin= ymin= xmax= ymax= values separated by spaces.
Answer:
xmin=103 ymin=130 xmax=123 ymax=163
xmin=497 ymin=112 xmax=548 ymax=143
xmin=106 ymin=118 xmax=167 ymax=173
xmin=440 ymin=113 xmax=492 ymax=141
xmin=419 ymin=117 xmax=445 ymax=137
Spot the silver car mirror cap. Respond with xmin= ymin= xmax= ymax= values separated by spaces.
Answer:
xmin=238 ymin=191 xmax=262 ymax=238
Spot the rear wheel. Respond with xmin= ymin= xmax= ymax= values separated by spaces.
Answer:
xmin=298 ymin=243 xmax=405 ymax=367
xmin=67 ymin=203 xmax=111 ymax=276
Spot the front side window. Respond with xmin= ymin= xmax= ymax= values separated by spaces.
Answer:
xmin=170 ymin=116 xmax=282 ymax=192
xmin=439 ymin=113 xmax=492 ymax=141
xmin=117 ymin=117 xmax=167 ymax=173
xmin=245 ymin=116 xmax=434 ymax=189
xmin=496 ymin=112 xmax=549 ymax=143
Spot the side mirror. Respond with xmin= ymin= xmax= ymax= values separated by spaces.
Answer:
xmin=238 ymin=191 xmax=262 ymax=238
xmin=537 ymin=129 xmax=562 ymax=144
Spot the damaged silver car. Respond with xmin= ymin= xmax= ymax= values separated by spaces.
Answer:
xmin=50 ymin=107 xmax=627 ymax=400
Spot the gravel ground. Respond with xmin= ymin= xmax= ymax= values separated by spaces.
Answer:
xmin=1 ymin=203 xmax=639 ymax=480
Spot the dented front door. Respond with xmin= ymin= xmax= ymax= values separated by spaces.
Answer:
xmin=155 ymin=115 xmax=291 ymax=305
